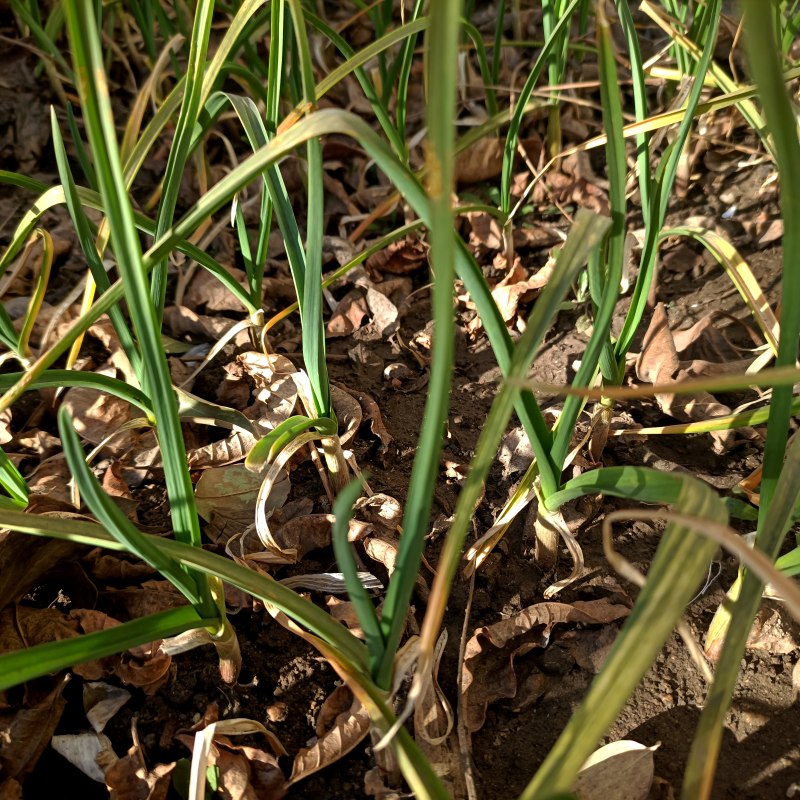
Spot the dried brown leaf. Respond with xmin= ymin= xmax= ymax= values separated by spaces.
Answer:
xmin=746 ymin=602 xmax=799 ymax=655
xmin=62 ymin=383 xmax=152 ymax=453
xmin=491 ymin=259 xmax=553 ymax=323
xmin=100 ymin=580 xmax=186 ymax=620
xmin=84 ymin=552 xmax=154 ymax=582
xmin=0 ymin=606 xmax=80 ymax=654
xmin=462 ymin=599 xmax=630 ymax=732
xmin=105 ymin=746 xmax=175 ymax=800
xmin=327 ymin=289 xmax=369 ymax=338
xmin=635 ymin=304 xmax=736 ymax=453
xmin=315 ymin=684 xmax=354 ymax=738
xmin=336 ymin=386 xmax=393 ymax=455
xmin=454 ymin=136 xmax=504 ymax=185
xmin=0 ymin=778 xmax=22 ymax=800
xmin=83 ymin=682 xmax=131 ymax=733
xmin=0 ymin=533 xmax=84 ymax=609
xmin=330 ymin=384 xmax=362 ymax=448
xmin=353 ymin=494 xmax=402 ymax=536
xmin=465 ymin=210 xmax=503 ymax=252
xmin=366 ymin=238 xmax=428 ymax=277
xmin=27 ymin=454 xmax=74 ymax=504
xmin=559 ymin=625 xmax=619 ymax=674
xmin=0 ymin=677 xmax=68 ymax=779
xmin=326 ymin=598 xmax=364 ymax=639
xmin=288 ymin=693 xmax=370 ymax=785
xmin=102 ymin=461 xmax=138 ymax=518
xmin=183 ymin=265 xmax=250 ymax=313
xmin=352 ymin=288 xmax=399 ymax=342
xmin=272 ymin=514 xmax=334 ymax=560
xmin=194 ymin=464 xmax=282 ymax=536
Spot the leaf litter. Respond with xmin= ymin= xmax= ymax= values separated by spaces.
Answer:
xmin=1 ymin=9 xmax=798 ymax=800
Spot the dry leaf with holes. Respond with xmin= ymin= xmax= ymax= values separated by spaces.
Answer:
xmin=462 ymin=599 xmax=630 ymax=732
xmin=572 ymin=740 xmax=658 ymax=800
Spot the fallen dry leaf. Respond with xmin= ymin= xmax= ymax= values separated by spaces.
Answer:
xmin=352 ymin=288 xmax=400 ymax=342
xmin=51 ymin=731 xmax=117 ymax=783
xmin=330 ymin=384 xmax=362 ymax=449
xmin=0 ymin=677 xmax=68 ymax=779
xmin=559 ymin=625 xmax=619 ymax=674
xmin=455 ymin=136 xmax=504 ymax=184
xmin=0 ymin=606 xmax=80 ymax=654
xmin=314 ymin=684 xmax=353 ymax=738
xmin=353 ymin=493 xmax=402 ymax=536
xmin=327 ymin=289 xmax=369 ymax=337
xmin=326 ymin=598 xmax=365 ymax=639
xmin=0 ymin=532 xmax=84 ymax=609
xmin=490 ymin=258 xmax=553 ymax=323
xmin=635 ymin=304 xmax=740 ymax=453
xmin=83 ymin=682 xmax=131 ymax=733
xmin=462 ymin=599 xmax=630 ymax=732
xmin=105 ymin=745 xmax=175 ymax=800
xmin=288 ymin=688 xmax=370 ymax=786
xmin=102 ymin=461 xmax=138 ymax=519
xmin=84 ymin=551 xmax=154 ymax=583
xmin=271 ymin=514 xmax=335 ymax=560
xmin=61 ymin=380 xmax=154 ymax=455
xmin=0 ymin=778 xmax=22 ymax=799
xmin=540 ymin=167 xmax=609 ymax=216
xmin=465 ymin=210 xmax=503 ymax=253
xmin=66 ymin=609 xmax=173 ymax=694
xmin=745 ymin=602 xmax=799 ymax=655
xmin=183 ymin=265 xmax=250 ymax=313
xmin=27 ymin=454 xmax=77 ymax=505
xmin=366 ymin=237 xmax=428 ymax=277
xmin=572 ymin=740 xmax=658 ymax=800
xmin=195 ymin=464 xmax=289 ymax=539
